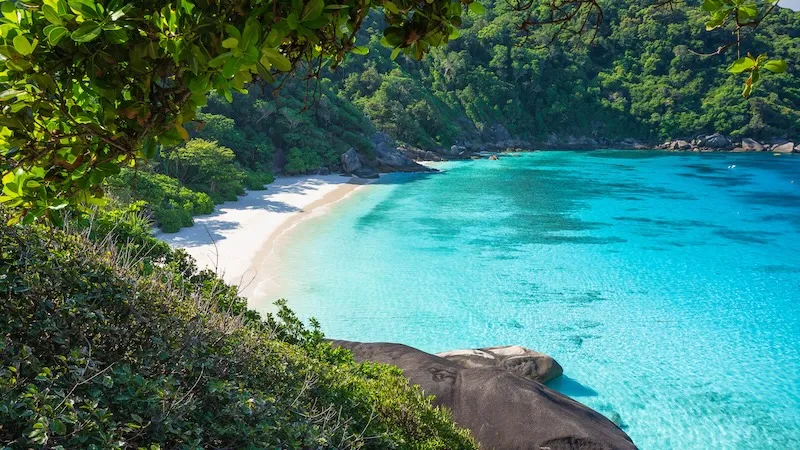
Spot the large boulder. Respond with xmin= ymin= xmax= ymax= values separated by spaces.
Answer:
xmin=774 ymin=142 xmax=795 ymax=153
xmin=437 ymin=345 xmax=563 ymax=383
xmin=741 ymin=138 xmax=765 ymax=152
xmin=340 ymin=147 xmax=362 ymax=174
xmin=448 ymin=145 xmax=468 ymax=157
xmin=372 ymin=133 xmax=436 ymax=172
xmin=331 ymin=340 xmax=636 ymax=450
xmin=669 ymin=140 xmax=692 ymax=150
xmin=703 ymin=133 xmax=733 ymax=149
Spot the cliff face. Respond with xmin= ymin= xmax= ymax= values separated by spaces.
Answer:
xmin=332 ymin=340 xmax=637 ymax=450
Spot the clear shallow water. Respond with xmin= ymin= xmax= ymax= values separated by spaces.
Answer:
xmin=265 ymin=150 xmax=800 ymax=449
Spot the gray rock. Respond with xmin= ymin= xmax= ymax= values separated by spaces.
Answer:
xmin=703 ymin=133 xmax=733 ymax=149
xmin=774 ymin=142 xmax=795 ymax=153
xmin=331 ymin=340 xmax=635 ymax=450
xmin=340 ymin=147 xmax=361 ymax=174
xmin=437 ymin=345 xmax=563 ymax=383
xmin=741 ymin=138 xmax=765 ymax=152
xmin=669 ymin=140 xmax=692 ymax=150
xmin=795 ymin=144 xmax=800 ymax=153
xmin=372 ymin=133 xmax=434 ymax=172
xmin=448 ymin=145 xmax=468 ymax=156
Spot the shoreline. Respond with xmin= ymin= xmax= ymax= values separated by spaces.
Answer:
xmin=156 ymin=174 xmax=375 ymax=301
xmin=244 ymin=176 xmax=376 ymax=303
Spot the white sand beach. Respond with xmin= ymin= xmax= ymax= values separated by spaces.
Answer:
xmin=157 ymin=175 xmax=372 ymax=299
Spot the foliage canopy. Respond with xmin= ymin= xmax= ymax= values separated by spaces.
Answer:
xmin=0 ymin=0 xmax=468 ymax=221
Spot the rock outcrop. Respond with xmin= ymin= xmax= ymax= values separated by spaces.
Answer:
xmin=340 ymin=147 xmax=362 ymax=174
xmin=437 ymin=345 xmax=563 ymax=383
xmin=372 ymin=133 xmax=436 ymax=172
xmin=701 ymin=133 xmax=733 ymax=149
xmin=331 ymin=340 xmax=636 ymax=450
xmin=669 ymin=140 xmax=692 ymax=150
xmin=774 ymin=142 xmax=795 ymax=153
xmin=741 ymin=138 xmax=765 ymax=152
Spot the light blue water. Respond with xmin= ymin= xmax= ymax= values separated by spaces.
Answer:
xmin=265 ymin=150 xmax=800 ymax=449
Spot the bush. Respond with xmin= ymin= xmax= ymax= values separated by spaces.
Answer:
xmin=108 ymin=170 xmax=214 ymax=232
xmin=284 ymin=147 xmax=323 ymax=175
xmin=160 ymin=139 xmax=246 ymax=204
xmin=243 ymin=169 xmax=275 ymax=190
xmin=0 ymin=218 xmax=477 ymax=449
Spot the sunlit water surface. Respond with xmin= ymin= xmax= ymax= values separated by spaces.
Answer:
xmin=264 ymin=150 xmax=800 ymax=449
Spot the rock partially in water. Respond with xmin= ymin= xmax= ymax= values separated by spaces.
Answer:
xmin=669 ymin=140 xmax=692 ymax=150
xmin=331 ymin=340 xmax=636 ymax=450
xmin=774 ymin=142 xmax=795 ymax=153
xmin=702 ymin=133 xmax=733 ymax=149
xmin=372 ymin=133 xmax=436 ymax=172
xmin=488 ymin=154 xmax=499 ymax=160
xmin=437 ymin=345 xmax=563 ymax=383
xmin=741 ymin=138 xmax=765 ymax=152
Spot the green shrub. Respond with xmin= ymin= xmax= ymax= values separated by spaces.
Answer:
xmin=284 ymin=147 xmax=324 ymax=175
xmin=108 ymin=170 xmax=214 ymax=232
xmin=243 ymin=169 xmax=275 ymax=190
xmin=0 ymin=218 xmax=476 ymax=449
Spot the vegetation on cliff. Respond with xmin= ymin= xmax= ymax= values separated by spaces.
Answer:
xmin=0 ymin=210 xmax=477 ymax=449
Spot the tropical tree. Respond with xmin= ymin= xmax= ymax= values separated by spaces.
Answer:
xmin=0 ymin=0 xmax=468 ymax=222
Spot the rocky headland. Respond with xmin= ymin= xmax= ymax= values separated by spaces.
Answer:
xmin=331 ymin=340 xmax=636 ymax=450
xmin=337 ymin=130 xmax=798 ymax=180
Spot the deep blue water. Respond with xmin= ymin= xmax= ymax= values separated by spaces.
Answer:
xmin=263 ymin=150 xmax=800 ymax=449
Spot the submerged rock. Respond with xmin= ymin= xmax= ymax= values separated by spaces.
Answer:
xmin=437 ymin=345 xmax=563 ymax=383
xmin=331 ymin=340 xmax=636 ymax=450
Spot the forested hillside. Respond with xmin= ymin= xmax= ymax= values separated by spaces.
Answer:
xmin=332 ymin=0 xmax=800 ymax=148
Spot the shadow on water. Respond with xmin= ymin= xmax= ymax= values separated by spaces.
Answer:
xmin=548 ymin=375 xmax=600 ymax=397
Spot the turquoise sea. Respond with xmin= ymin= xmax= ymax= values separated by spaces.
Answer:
xmin=264 ymin=150 xmax=800 ymax=449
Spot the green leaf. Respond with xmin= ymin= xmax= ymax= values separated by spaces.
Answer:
xmin=287 ymin=13 xmax=299 ymax=30
xmin=468 ymin=2 xmax=485 ymax=15
xmin=221 ymin=37 xmax=238 ymax=49
xmin=728 ymin=57 xmax=755 ymax=74
xmin=351 ymin=46 xmax=369 ymax=55
xmin=390 ymin=47 xmax=401 ymax=60
xmin=262 ymin=47 xmax=291 ymax=71
xmin=302 ymin=0 xmax=324 ymax=21
xmin=384 ymin=1 xmax=400 ymax=14
xmin=702 ymin=0 xmax=723 ymax=12
xmin=763 ymin=59 xmax=787 ymax=74
xmin=240 ymin=18 xmax=260 ymax=50
xmin=42 ymin=5 xmax=63 ymax=25
xmin=0 ymin=89 xmax=24 ymax=101
xmin=44 ymin=25 xmax=69 ymax=45
xmin=71 ymin=21 xmax=102 ymax=42
xmin=12 ymin=35 xmax=33 ymax=55
xmin=50 ymin=419 xmax=66 ymax=435
xmin=208 ymin=52 xmax=231 ymax=68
